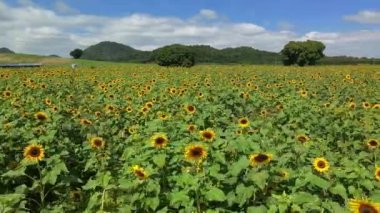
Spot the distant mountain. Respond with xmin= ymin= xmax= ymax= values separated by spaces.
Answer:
xmin=0 ymin=47 xmax=15 ymax=54
xmin=79 ymin=41 xmax=380 ymax=65
xmin=80 ymin=41 xmax=152 ymax=62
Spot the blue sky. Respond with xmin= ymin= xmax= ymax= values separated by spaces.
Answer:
xmin=1 ymin=0 xmax=379 ymax=57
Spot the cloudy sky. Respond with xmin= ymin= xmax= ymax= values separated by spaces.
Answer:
xmin=0 ymin=0 xmax=379 ymax=57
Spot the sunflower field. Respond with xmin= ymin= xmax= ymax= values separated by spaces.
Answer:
xmin=0 ymin=64 xmax=380 ymax=212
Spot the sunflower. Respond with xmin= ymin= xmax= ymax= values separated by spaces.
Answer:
xmin=187 ymin=124 xmax=196 ymax=132
xmin=150 ymin=133 xmax=169 ymax=148
xmin=70 ymin=190 xmax=83 ymax=203
xmin=348 ymin=199 xmax=380 ymax=213
xmin=158 ymin=112 xmax=169 ymax=121
xmin=249 ymin=153 xmax=273 ymax=167
xmin=44 ymin=98 xmax=52 ymax=106
xmin=95 ymin=111 xmax=101 ymax=117
xmin=238 ymin=117 xmax=250 ymax=128
xmin=132 ymin=165 xmax=148 ymax=180
xmin=184 ymin=144 xmax=208 ymax=162
xmin=199 ymin=129 xmax=216 ymax=142
xmin=367 ymin=139 xmax=379 ymax=149
xmin=348 ymin=102 xmax=356 ymax=109
xmin=145 ymin=101 xmax=154 ymax=109
xmin=89 ymin=137 xmax=105 ymax=149
xmin=3 ymin=90 xmax=12 ymax=98
xmin=197 ymin=92 xmax=204 ymax=98
xmin=372 ymin=104 xmax=380 ymax=109
xmin=296 ymin=134 xmax=310 ymax=143
xmin=278 ymin=170 xmax=289 ymax=180
xmin=23 ymin=144 xmax=45 ymax=162
xmin=323 ymin=103 xmax=331 ymax=108
xmin=80 ymin=118 xmax=92 ymax=125
xmin=235 ymin=129 xmax=243 ymax=135
xmin=313 ymin=157 xmax=330 ymax=173
xmin=300 ymin=90 xmax=307 ymax=98
xmin=185 ymin=105 xmax=196 ymax=114
xmin=126 ymin=106 xmax=133 ymax=113
xmin=260 ymin=109 xmax=268 ymax=117
xmin=35 ymin=111 xmax=48 ymax=121
xmin=375 ymin=167 xmax=380 ymax=181
xmin=362 ymin=102 xmax=372 ymax=109
xmin=140 ymin=106 xmax=150 ymax=114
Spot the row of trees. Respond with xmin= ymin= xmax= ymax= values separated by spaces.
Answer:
xmin=70 ymin=40 xmax=326 ymax=67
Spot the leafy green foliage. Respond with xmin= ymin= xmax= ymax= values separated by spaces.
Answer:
xmin=281 ymin=40 xmax=325 ymax=66
xmin=154 ymin=44 xmax=195 ymax=67
xmin=70 ymin=48 xmax=83 ymax=59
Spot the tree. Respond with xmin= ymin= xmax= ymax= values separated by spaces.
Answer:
xmin=155 ymin=44 xmax=195 ymax=67
xmin=70 ymin=49 xmax=83 ymax=59
xmin=281 ymin=40 xmax=325 ymax=66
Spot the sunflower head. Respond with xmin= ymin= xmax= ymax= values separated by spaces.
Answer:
xmin=44 ymin=98 xmax=52 ymax=106
xmin=145 ymin=101 xmax=154 ymax=109
xmin=375 ymin=167 xmax=380 ymax=181
xmin=348 ymin=102 xmax=356 ymax=109
xmin=150 ymin=133 xmax=169 ymax=149
xmin=35 ymin=111 xmax=48 ymax=122
xmin=90 ymin=137 xmax=105 ymax=149
xmin=296 ymin=135 xmax=310 ymax=143
xmin=3 ymin=90 xmax=12 ymax=98
xmin=126 ymin=106 xmax=133 ymax=113
xmin=249 ymin=153 xmax=273 ymax=167
xmin=238 ymin=117 xmax=250 ymax=128
xmin=278 ymin=170 xmax=289 ymax=180
xmin=362 ymin=102 xmax=372 ymax=109
xmin=70 ymin=190 xmax=83 ymax=203
xmin=199 ymin=129 xmax=216 ymax=142
xmin=348 ymin=199 xmax=380 ymax=213
xmin=23 ymin=144 xmax=45 ymax=162
xmin=372 ymin=104 xmax=380 ymax=109
xmin=185 ymin=144 xmax=208 ymax=162
xmin=367 ymin=139 xmax=379 ymax=149
xmin=187 ymin=124 xmax=196 ymax=132
xmin=313 ymin=157 xmax=330 ymax=173
xmin=185 ymin=105 xmax=196 ymax=114
xmin=132 ymin=165 xmax=148 ymax=180
xmin=80 ymin=118 xmax=92 ymax=125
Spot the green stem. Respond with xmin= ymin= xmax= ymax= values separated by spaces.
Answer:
xmin=101 ymin=189 xmax=107 ymax=210
xmin=37 ymin=163 xmax=45 ymax=209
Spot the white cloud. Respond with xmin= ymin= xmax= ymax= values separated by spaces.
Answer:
xmin=54 ymin=1 xmax=78 ymax=14
xmin=344 ymin=10 xmax=380 ymax=24
xmin=0 ymin=1 xmax=379 ymax=58
xmin=199 ymin=9 xmax=218 ymax=19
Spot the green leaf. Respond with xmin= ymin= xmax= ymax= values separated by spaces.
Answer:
xmin=361 ymin=179 xmax=374 ymax=191
xmin=205 ymin=187 xmax=226 ymax=202
xmin=247 ymin=205 xmax=267 ymax=213
xmin=329 ymin=184 xmax=347 ymax=200
xmin=306 ymin=173 xmax=331 ymax=190
xmin=145 ymin=197 xmax=160 ymax=210
xmin=153 ymin=154 xmax=166 ymax=168
xmin=235 ymin=184 xmax=255 ymax=207
xmin=2 ymin=167 xmax=26 ymax=178
xmin=228 ymin=156 xmax=249 ymax=177
xmin=170 ymin=191 xmax=191 ymax=208
xmin=248 ymin=171 xmax=269 ymax=190
xmin=0 ymin=193 xmax=25 ymax=206
xmin=42 ymin=161 xmax=68 ymax=185
xmin=292 ymin=192 xmax=318 ymax=204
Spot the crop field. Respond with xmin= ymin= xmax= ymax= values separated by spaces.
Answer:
xmin=0 ymin=64 xmax=380 ymax=212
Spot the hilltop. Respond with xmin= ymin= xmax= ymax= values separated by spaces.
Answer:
xmin=0 ymin=47 xmax=15 ymax=54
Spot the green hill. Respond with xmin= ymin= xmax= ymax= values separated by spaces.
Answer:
xmin=82 ymin=42 xmax=284 ymax=64
xmin=80 ymin=41 xmax=152 ymax=62
xmin=78 ymin=41 xmax=380 ymax=65
xmin=0 ymin=47 xmax=14 ymax=54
